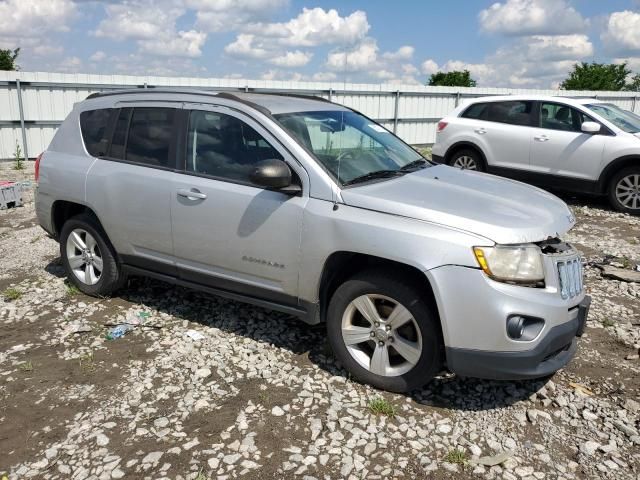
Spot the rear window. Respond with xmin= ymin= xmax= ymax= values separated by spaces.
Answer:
xmin=125 ymin=108 xmax=176 ymax=167
xmin=461 ymin=103 xmax=488 ymax=120
xmin=79 ymin=108 xmax=115 ymax=157
xmin=487 ymin=101 xmax=533 ymax=126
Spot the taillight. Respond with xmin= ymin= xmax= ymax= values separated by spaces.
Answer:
xmin=35 ymin=152 xmax=43 ymax=182
xmin=437 ymin=121 xmax=448 ymax=132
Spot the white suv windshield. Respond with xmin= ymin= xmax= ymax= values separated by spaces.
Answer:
xmin=586 ymin=103 xmax=640 ymax=133
xmin=274 ymin=110 xmax=427 ymax=185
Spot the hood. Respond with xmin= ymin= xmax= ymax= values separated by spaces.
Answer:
xmin=340 ymin=165 xmax=575 ymax=244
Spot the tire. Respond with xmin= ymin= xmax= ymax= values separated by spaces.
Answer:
xmin=326 ymin=270 xmax=442 ymax=393
xmin=59 ymin=213 xmax=125 ymax=296
xmin=448 ymin=148 xmax=485 ymax=172
xmin=607 ymin=167 xmax=640 ymax=215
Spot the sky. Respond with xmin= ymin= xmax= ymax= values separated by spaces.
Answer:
xmin=1 ymin=0 xmax=640 ymax=88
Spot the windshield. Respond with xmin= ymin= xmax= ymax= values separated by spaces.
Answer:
xmin=586 ymin=103 xmax=640 ymax=133
xmin=274 ymin=110 xmax=427 ymax=185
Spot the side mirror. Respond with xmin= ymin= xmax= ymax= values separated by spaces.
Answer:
xmin=581 ymin=121 xmax=601 ymax=134
xmin=250 ymin=159 xmax=300 ymax=193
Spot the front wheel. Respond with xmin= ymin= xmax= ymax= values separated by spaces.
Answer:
xmin=60 ymin=213 xmax=125 ymax=296
xmin=608 ymin=167 xmax=640 ymax=215
xmin=326 ymin=271 xmax=442 ymax=392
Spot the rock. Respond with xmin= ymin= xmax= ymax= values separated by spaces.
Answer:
xmin=111 ymin=469 xmax=125 ymax=479
xmin=45 ymin=448 xmax=58 ymax=459
xmin=153 ymin=417 xmax=169 ymax=428
xmin=142 ymin=452 xmax=163 ymax=464
xmin=183 ymin=438 xmax=199 ymax=450
xmin=208 ymin=458 xmax=219 ymax=470
xmin=96 ymin=433 xmax=109 ymax=446
xmin=194 ymin=399 xmax=209 ymax=411
xmin=475 ymin=451 xmax=512 ymax=466
xmin=223 ymin=453 xmax=241 ymax=464
xmin=599 ymin=265 xmax=640 ymax=283
xmin=437 ymin=424 xmax=452 ymax=434
xmin=271 ymin=406 xmax=285 ymax=416
xmin=582 ymin=410 xmax=598 ymax=421
xmin=580 ymin=441 xmax=599 ymax=456
xmin=624 ymin=399 xmax=639 ymax=414
xmin=613 ymin=420 xmax=638 ymax=437
xmin=195 ymin=367 xmax=211 ymax=378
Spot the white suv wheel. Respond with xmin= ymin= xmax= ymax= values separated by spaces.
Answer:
xmin=452 ymin=155 xmax=478 ymax=170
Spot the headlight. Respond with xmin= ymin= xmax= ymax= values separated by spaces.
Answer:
xmin=473 ymin=244 xmax=544 ymax=284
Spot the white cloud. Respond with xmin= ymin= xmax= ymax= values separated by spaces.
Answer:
xmin=381 ymin=45 xmax=414 ymax=61
xmin=224 ymin=34 xmax=270 ymax=59
xmin=0 ymin=0 xmax=76 ymax=36
xmin=602 ymin=11 xmax=640 ymax=54
xmin=312 ymin=71 xmax=337 ymax=81
xmin=496 ymin=34 xmax=593 ymax=62
xmin=326 ymin=39 xmax=378 ymax=72
xmin=270 ymin=50 xmax=313 ymax=67
xmin=479 ymin=0 xmax=587 ymax=36
xmin=421 ymin=59 xmax=439 ymax=75
xmin=89 ymin=51 xmax=107 ymax=62
xmin=189 ymin=0 xmax=288 ymax=32
xmin=95 ymin=0 xmax=206 ymax=58
xmin=249 ymin=8 xmax=370 ymax=47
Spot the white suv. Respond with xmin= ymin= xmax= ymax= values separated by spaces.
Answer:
xmin=432 ymin=95 xmax=640 ymax=214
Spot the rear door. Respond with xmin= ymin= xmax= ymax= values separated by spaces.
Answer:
xmin=480 ymin=100 xmax=534 ymax=171
xmin=85 ymin=104 xmax=181 ymax=273
xmin=169 ymin=104 xmax=308 ymax=304
xmin=529 ymin=102 xmax=606 ymax=181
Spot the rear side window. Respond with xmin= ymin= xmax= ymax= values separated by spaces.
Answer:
xmin=79 ymin=108 xmax=115 ymax=157
xmin=125 ymin=108 xmax=176 ymax=168
xmin=487 ymin=101 xmax=533 ymax=126
xmin=108 ymin=108 xmax=131 ymax=160
xmin=461 ymin=103 xmax=488 ymax=120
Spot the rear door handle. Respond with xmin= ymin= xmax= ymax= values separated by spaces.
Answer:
xmin=474 ymin=128 xmax=487 ymax=134
xmin=534 ymin=135 xmax=550 ymax=142
xmin=177 ymin=188 xmax=207 ymax=200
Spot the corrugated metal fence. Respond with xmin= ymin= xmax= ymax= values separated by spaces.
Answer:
xmin=1 ymin=71 xmax=639 ymax=160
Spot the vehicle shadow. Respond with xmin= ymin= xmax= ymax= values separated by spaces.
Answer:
xmin=44 ymin=260 xmax=551 ymax=413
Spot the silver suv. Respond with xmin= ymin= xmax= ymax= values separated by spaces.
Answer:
xmin=432 ymin=95 xmax=640 ymax=214
xmin=35 ymin=90 xmax=590 ymax=392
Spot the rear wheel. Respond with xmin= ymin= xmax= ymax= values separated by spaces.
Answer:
xmin=60 ymin=213 xmax=125 ymax=296
xmin=448 ymin=148 xmax=484 ymax=172
xmin=326 ymin=271 xmax=442 ymax=392
xmin=608 ymin=167 xmax=640 ymax=215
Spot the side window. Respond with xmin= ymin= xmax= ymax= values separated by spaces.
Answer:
xmin=125 ymin=108 xmax=176 ymax=167
xmin=488 ymin=101 xmax=533 ymax=126
xmin=79 ymin=108 xmax=115 ymax=157
xmin=461 ymin=103 xmax=488 ymax=120
xmin=539 ymin=103 xmax=587 ymax=132
xmin=186 ymin=110 xmax=283 ymax=183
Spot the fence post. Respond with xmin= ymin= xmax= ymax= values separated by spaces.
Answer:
xmin=328 ymin=88 xmax=333 ymax=102
xmin=455 ymin=91 xmax=461 ymax=107
xmin=15 ymin=78 xmax=29 ymax=162
xmin=633 ymin=96 xmax=638 ymax=113
xmin=393 ymin=90 xmax=400 ymax=134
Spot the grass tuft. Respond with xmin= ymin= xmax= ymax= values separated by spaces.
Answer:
xmin=65 ymin=282 xmax=80 ymax=296
xmin=602 ymin=318 xmax=615 ymax=328
xmin=78 ymin=351 xmax=96 ymax=373
xmin=3 ymin=287 xmax=22 ymax=301
xmin=18 ymin=360 xmax=33 ymax=372
xmin=444 ymin=449 xmax=468 ymax=465
xmin=368 ymin=397 xmax=396 ymax=417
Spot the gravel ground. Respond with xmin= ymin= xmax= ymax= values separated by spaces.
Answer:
xmin=0 ymin=179 xmax=639 ymax=479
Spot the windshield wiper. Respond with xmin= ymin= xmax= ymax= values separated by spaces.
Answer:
xmin=343 ymin=169 xmax=405 ymax=186
xmin=399 ymin=158 xmax=429 ymax=171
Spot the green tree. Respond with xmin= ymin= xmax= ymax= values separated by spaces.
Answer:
xmin=0 ymin=48 xmax=20 ymax=71
xmin=624 ymin=74 xmax=640 ymax=92
xmin=560 ymin=62 xmax=630 ymax=91
xmin=428 ymin=70 xmax=477 ymax=87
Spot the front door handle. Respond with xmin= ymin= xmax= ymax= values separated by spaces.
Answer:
xmin=534 ymin=135 xmax=550 ymax=142
xmin=474 ymin=128 xmax=487 ymax=134
xmin=177 ymin=188 xmax=207 ymax=200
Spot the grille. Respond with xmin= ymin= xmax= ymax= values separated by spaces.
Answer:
xmin=557 ymin=257 xmax=583 ymax=300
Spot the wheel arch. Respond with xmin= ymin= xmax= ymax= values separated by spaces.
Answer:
xmin=51 ymin=201 xmax=113 ymax=251
xmin=444 ymin=141 xmax=488 ymax=169
xmin=317 ymin=251 xmax=445 ymax=348
xmin=597 ymin=155 xmax=640 ymax=194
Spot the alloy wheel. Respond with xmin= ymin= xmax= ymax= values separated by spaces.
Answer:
xmin=341 ymin=294 xmax=422 ymax=377
xmin=66 ymin=228 xmax=103 ymax=285
xmin=452 ymin=155 xmax=477 ymax=170
xmin=615 ymin=174 xmax=640 ymax=210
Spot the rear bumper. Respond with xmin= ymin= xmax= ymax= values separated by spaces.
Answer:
xmin=446 ymin=296 xmax=591 ymax=380
xmin=431 ymin=154 xmax=445 ymax=164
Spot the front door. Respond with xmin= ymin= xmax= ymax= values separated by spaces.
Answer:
xmin=529 ymin=102 xmax=606 ymax=181
xmin=170 ymin=105 xmax=308 ymax=305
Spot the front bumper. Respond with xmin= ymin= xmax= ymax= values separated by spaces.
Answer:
xmin=446 ymin=295 xmax=590 ymax=380
xmin=426 ymin=264 xmax=588 ymax=380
